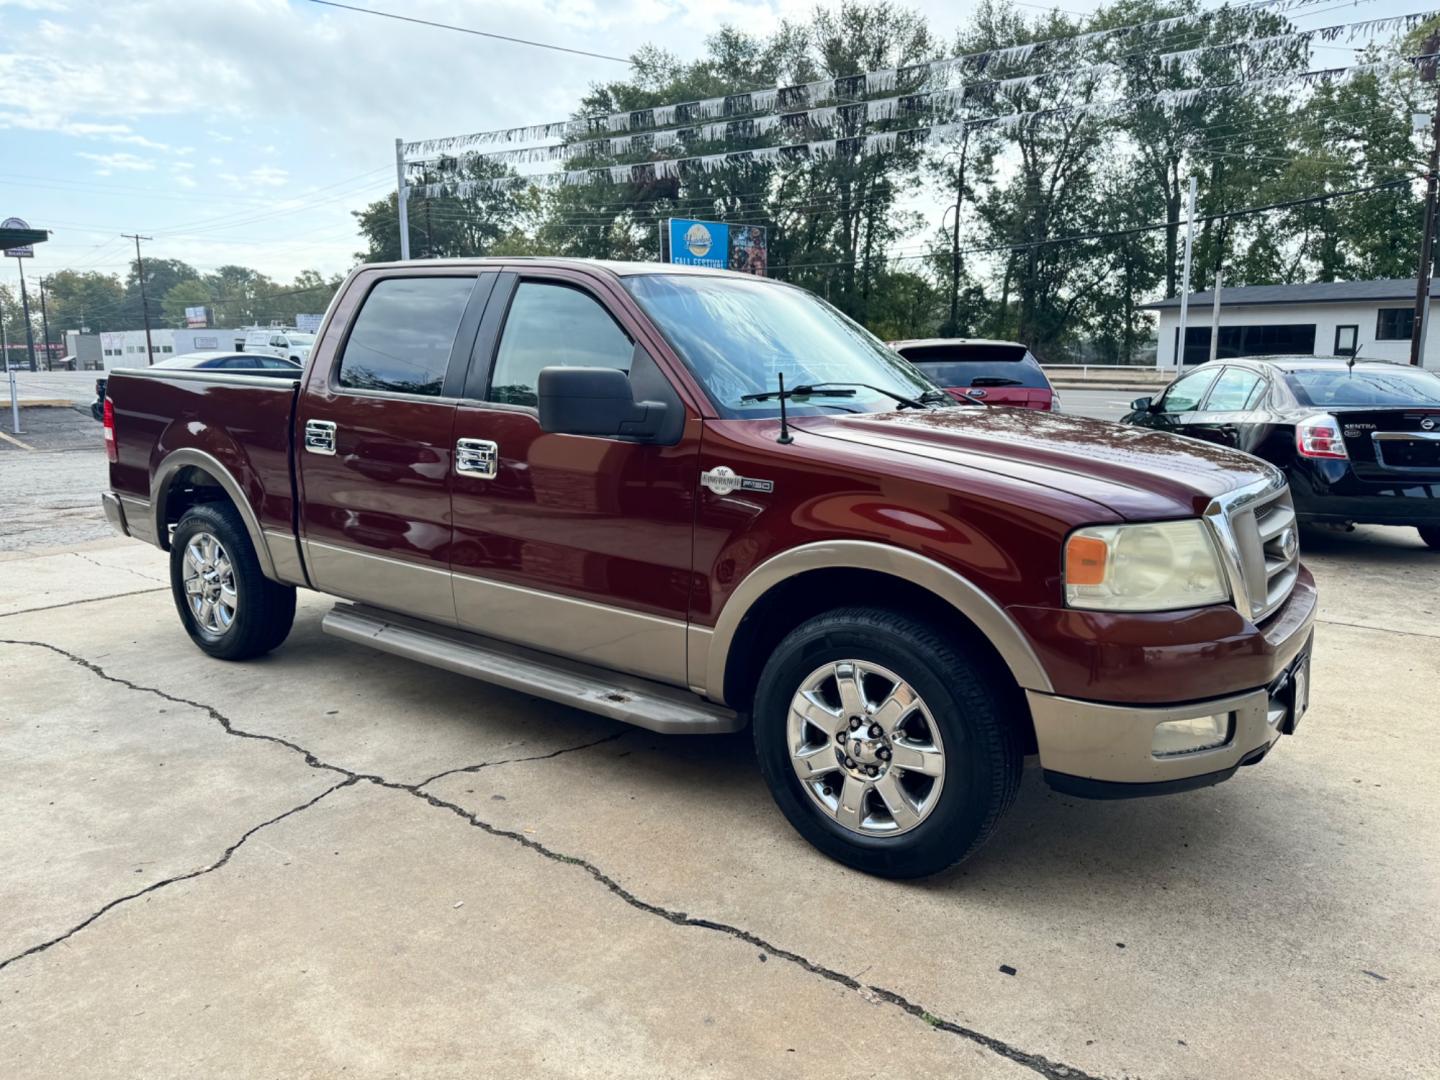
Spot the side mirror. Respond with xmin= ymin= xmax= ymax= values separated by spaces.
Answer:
xmin=538 ymin=366 xmax=668 ymax=441
xmin=1132 ymin=395 xmax=1158 ymax=413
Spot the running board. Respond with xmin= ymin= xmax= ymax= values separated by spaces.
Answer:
xmin=322 ymin=604 xmax=743 ymax=735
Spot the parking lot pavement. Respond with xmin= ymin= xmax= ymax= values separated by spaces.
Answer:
xmin=2 ymin=482 xmax=1438 ymax=1079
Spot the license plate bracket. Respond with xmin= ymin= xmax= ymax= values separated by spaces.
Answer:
xmin=1281 ymin=653 xmax=1310 ymax=735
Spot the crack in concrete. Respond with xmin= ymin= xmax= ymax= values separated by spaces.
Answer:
xmin=0 ymin=637 xmax=1101 ymax=1080
xmin=413 ymin=730 xmax=629 ymax=790
xmin=70 ymin=550 xmax=168 ymax=586
xmin=1315 ymin=616 xmax=1439 ymax=640
xmin=0 ymin=587 xmax=168 ymax=620
xmin=0 ymin=779 xmax=355 ymax=974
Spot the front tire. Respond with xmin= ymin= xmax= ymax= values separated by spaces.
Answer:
xmin=170 ymin=502 xmax=295 ymax=660
xmin=752 ymin=607 xmax=1022 ymax=879
xmin=1419 ymin=526 xmax=1440 ymax=550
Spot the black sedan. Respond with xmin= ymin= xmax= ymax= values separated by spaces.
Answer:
xmin=92 ymin=352 xmax=301 ymax=420
xmin=1122 ymin=357 xmax=1440 ymax=549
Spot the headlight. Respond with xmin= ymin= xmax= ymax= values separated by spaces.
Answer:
xmin=1064 ymin=520 xmax=1230 ymax=612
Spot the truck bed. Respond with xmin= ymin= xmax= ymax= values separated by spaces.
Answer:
xmin=105 ymin=367 xmax=303 ymax=573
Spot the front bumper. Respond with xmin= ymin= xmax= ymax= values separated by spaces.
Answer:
xmin=1027 ymin=594 xmax=1316 ymax=796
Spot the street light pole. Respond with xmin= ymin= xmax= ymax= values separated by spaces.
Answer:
xmin=1410 ymin=36 xmax=1440 ymax=368
xmin=395 ymin=137 xmax=412 ymax=261
xmin=15 ymin=256 xmax=38 ymax=372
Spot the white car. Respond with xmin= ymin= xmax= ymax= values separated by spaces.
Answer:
xmin=241 ymin=328 xmax=314 ymax=364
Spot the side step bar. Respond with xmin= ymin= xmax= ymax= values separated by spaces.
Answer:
xmin=322 ymin=603 xmax=743 ymax=735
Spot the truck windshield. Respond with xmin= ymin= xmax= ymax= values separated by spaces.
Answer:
xmin=286 ymin=333 xmax=316 ymax=346
xmin=623 ymin=273 xmax=942 ymax=418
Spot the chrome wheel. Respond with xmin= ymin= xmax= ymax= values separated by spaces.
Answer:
xmin=787 ymin=660 xmax=946 ymax=836
xmin=181 ymin=531 xmax=237 ymax=635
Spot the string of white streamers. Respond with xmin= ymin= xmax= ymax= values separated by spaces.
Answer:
xmin=411 ymin=55 xmax=1429 ymax=198
xmin=400 ymin=0 xmax=1336 ymax=158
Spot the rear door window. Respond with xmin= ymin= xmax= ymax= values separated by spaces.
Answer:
xmin=1160 ymin=366 xmax=1222 ymax=413
xmin=337 ymin=276 xmax=476 ymax=396
xmin=1200 ymin=367 xmax=1263 ymax=412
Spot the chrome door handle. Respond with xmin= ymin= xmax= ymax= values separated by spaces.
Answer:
xmin=456 ymin=437 xmax=498 ymax=479
xmin=304 ymin=419 xmax=336 ymax=455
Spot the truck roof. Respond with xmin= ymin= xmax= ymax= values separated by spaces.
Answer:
xmin=360 ymin=256 xmax=764 ymax=280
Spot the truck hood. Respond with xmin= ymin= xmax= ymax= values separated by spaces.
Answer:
xmin=792 ymin=406 xmax=1280 ymax=520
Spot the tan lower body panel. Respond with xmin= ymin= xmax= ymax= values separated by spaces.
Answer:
xmin=1026 ymin=687 xmax=1282 ymax=784
xmin=302 ymin=540 xmax=457 ymax=626
xmin=453 ymin=572 xmax=688 ymax=688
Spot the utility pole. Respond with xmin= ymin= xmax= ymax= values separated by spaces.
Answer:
xmin=38 ymin=275 xmax=53 ymax=370
xmin=945 ymin=127 xmax=969 ymax=335
xmin=1410 ymin=34 xmax=1440 ymax=368
xmin=394 ymin=137 xmax=411 ymax=260
xmin=1207 ymin=270 xmax=1225 ymax=364
xmin=122 ymin=233 xmax=155 ymax=365
xmin=1172 ymin=175 xmax=1199 ymax=369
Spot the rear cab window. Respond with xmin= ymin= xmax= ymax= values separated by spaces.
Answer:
xmin=336 ymin=276 xmax=476 ymax=396
xmin=894 ymin=343 xmax=1049 ymax=389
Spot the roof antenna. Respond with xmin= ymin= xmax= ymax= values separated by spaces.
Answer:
xmin=1347 ymin=341 xmax=1362 ymax=372
xmin=776 ymin=371 xmax=794 ymax=444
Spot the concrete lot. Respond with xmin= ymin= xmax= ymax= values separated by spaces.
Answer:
xmin=2 ymin=407 xmax=1438 ymax=1079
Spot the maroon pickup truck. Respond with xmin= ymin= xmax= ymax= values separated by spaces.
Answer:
xmin=102 ymin=258 xmax=1316 ymax=877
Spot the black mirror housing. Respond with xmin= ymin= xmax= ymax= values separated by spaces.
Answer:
xmin=1132 ymin=395 xmax=1156 ymax=412
xmin=538 ymin=366 xmax=668 ymax=441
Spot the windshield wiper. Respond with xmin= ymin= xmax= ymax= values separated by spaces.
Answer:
xmin=740 ymin=384 xmax=857 ymax=402
xmin=741 ymin=381 xmax=928 ymax=410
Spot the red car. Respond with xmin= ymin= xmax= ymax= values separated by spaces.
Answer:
xmin=102 ymin=260 xmax=1314 ymax=877
xmin=889 ymin=338 xmax=1058 ymax=410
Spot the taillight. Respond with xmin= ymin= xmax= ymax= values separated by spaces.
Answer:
xmin=1296 ymin=413 xmax=1347 ymax=460
xmin=103 ymin=397 xmax=117 ymax=463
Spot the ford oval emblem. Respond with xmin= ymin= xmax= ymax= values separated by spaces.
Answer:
xmin=967 ymin=388 xmax=987 ymax=398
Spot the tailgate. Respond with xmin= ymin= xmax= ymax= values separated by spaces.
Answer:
xmin=1338 ymin=408 xmax=1440 ymax=479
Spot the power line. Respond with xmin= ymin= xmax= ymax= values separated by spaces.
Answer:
xmin=303 ymin=0 xmax=633 ymax=64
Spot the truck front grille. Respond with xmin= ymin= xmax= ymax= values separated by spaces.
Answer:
xmin=1205 ymin=476 xmax=1299 ymax=623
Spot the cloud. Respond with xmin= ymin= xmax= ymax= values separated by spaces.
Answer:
xmin=172 ymin=172 xmax=197 ymax=189
xmin=247 ymin=165 xmax=288 ymax=188
xmin=76 ymin=150 xmax=157 ymax=174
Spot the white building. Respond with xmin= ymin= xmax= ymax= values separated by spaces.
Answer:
xmin=1145 ymin=278 xmax=1440 ymax=370
xmin=97 ymin=328 xmax=239 ymax=369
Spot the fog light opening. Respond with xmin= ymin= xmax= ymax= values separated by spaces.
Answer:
xmin=1152 ymin=712 xmax=1234 ymax=758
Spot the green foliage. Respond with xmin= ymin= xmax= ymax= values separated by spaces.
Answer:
xmin=339 ymin=0 xmax=1433 ymax=361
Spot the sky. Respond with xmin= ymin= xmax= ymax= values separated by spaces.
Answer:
xmin=0 ymin=0 xmax=1420 ymax=294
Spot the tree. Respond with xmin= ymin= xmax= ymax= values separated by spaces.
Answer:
xmin=41 ymin=270 xmax=126 ymax=335
xmin=162 ymin=280 xmax=213 ymax=327
xmin=124 ymin=257 xmax=199 ymax=330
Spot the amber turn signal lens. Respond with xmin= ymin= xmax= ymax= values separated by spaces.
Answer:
xmin=1065 ymin=534 xmax=1109 ymax=586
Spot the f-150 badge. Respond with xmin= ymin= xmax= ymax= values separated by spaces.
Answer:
xmin=701 ymin=466 xmax=774 ymax=495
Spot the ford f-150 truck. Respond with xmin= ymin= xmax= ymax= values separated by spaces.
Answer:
xmin=101 ymin=258 xmax=1316 ymax=878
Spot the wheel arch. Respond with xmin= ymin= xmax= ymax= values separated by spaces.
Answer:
xmin=150 ymin=449 xmax=278 ymax=580
xmin=700 ymin=541 xmax=1053 ymax=721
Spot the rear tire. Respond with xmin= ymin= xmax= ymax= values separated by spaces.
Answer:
xmin=170 ymin=502 xmax=295 ymax=660
xmin=752 ymin=607 xmax=1023 ymax=879
xmin=1420 ymin=526 xmax=1440 ymax=550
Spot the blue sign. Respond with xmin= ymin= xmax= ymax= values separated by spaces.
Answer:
xmin=668 ymin=218 xmax=729 ymax=268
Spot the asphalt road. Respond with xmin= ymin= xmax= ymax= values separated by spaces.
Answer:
xmin=2 ymin=406 xmax=1437 ymax=1080
xmin=1057 ymin=387 xmax=1148 ymax=421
